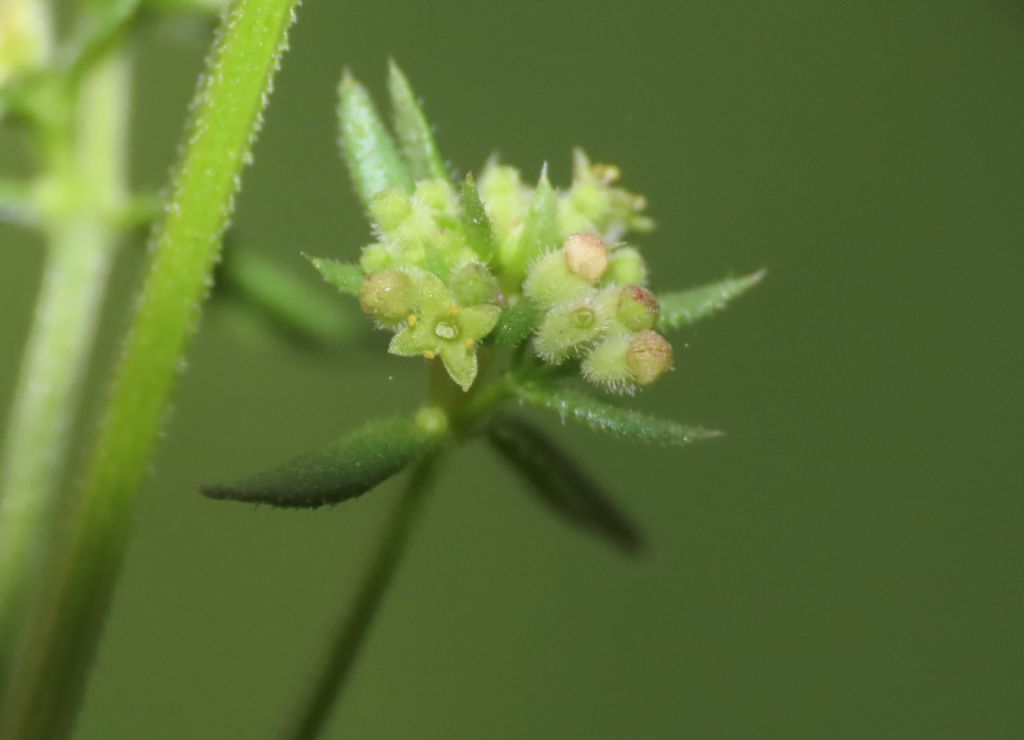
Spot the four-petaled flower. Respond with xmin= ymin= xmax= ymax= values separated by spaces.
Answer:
xmin=388 ymin=271 xmax=500 ymax=390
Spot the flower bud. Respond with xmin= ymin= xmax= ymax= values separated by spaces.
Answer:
xmin=415 ymin=405 xmax=449 ymax=437
xmin=359 ymin=270 xmax=415 ymax=324
xmin=581 ymin=333 xmax=633 ymax=392
xmin=533 ymin=299 xmax=605 ymax=363
xmin=626 ymin=330 xmax=673 ymax=385
xmin=604 ymin=246 xmax=647 ymax=286
xmin=369 ymin=189 xmax=412 ymax=233
xmin=359 ymin=243 xmax=395 ymax=272
xmin=451 ymin=263 xmax=499 ymax=306
xmin=414 ymin=179 xmax=457 ymax=214
xmin=524 ymin=251 xmax=590 ymax=306
xmin=616 ymin=285 xmax=660 ymax=331
xmin=563 ymin=232 xmax=609 ymax=280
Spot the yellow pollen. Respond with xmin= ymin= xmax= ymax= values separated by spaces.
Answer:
xmin=449 ymin=305 xmax=461 ymax=315
xmin=464 ymin=338 xmax=475 ymax=349
xmin=423 ymin=350 xmax=436 ymax=359
xmin=407 ymin=314 xmax=418 ymax=327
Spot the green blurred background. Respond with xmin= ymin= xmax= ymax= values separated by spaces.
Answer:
xmin=2 ymin=1 xmax=1023 ymax=737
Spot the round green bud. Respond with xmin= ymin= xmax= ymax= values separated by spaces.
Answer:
xmin=533 ymin=299 xmax=606 ymax=363
xmin=604 ymin=246 xmax=648 ymax=286
xmin=359 ymin=242 xmax=395 ymax=272
xmin=415 ymin=405 xmax=449 ymax=437
xmin=369 ymin=189 xmax=413 ymax=233
xmin=616 ymin=285 xmax=660 ymax=331
xmin=563 ymin=232 xmax=609 ymax=280
xmin=581 ymin=333 xmax=634 ymax=393
xmin=626 ymin=330 xmax=673 ymax=385
xmin=524 ymin=251 xmax=590 ymax=307
xmin=414 ymin=178 xmax=457 ymax=216
xmin=451 ymin=263 xmax=499 ymax=306
xmin=359 ymin=270 xmax=415 ymax=324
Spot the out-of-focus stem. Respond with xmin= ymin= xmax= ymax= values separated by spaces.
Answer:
xmin=282 ymin=458 xmax=439 ymax=740
xmin=0 ymin=50 xmax=128 ymax=697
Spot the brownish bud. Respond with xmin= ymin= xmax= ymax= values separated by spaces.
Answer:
xmin=563 ymin=232 xmax=609 ymax=281
xmin=626 ymin=330 xmax=673 ymax=385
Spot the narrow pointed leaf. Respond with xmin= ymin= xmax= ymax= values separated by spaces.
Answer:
xmin=202 ymin=418 xmax=433 ymax=508
xmin=488 ymin=417 xmax=642 ymax=553
xmin=307 ymin=255 xmax=364 ymax=296
xmin=460 ymin=174 xmax=496 ymax=261
xmin=387 ymin=60 xmax=448 ymax=181
xmin=510 ymin=167 xmax=558 ymax=278
xmin=338 ymin=72 xmax=414 ymax=209
xmin=516 ymin=384 xmax=719 ymax=446
xmin=488 ymin=299 xmax=539 ymax=346
xmin=657 ymin=270 xmax=765 ymax=332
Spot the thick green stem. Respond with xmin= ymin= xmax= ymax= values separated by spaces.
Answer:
xmin=0 ymin=51 xmax=128 ymax=692
xmin=0 ymin=1 xmax=301 ymax=737
xmin=282 ymin=458 xmax=439 ymax=740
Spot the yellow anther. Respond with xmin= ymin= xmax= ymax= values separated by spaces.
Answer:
xmin=464 ymin=338 xmax=475 ymax=349
xmin=449 ymin=305 xmax=461 ymax=315
xmin=407 ymin=314 xmax=418 ymax=327
xmin=423 ymin=350 xmax=436 ymax=359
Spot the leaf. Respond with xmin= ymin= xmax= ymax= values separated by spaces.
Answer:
xmin=306 ymin=255 xmax=364 ymax=296
xmin=220 ymin=248 xmax=359 ymax=347
xmin=459 ymin=174 xmax=496 ymax=261
xmin=387 ymin=60 xmax=448 ymax=181
xmin=202 ymin=418 xmax=434 ymax=508
xmin=337 ymin=71 xmax=414 ymax=209
xmin=509 ymin=166 xmax=558 ymax=279
xmin=657 ymin=270 xmax=765 ymax=332
xmin=488 ymin=418 xmax=642 ymax=553
xmin=516 ymin=384 xmax=720 ymax=446
xmin=488 ymin=299 xmax=538 ymax=346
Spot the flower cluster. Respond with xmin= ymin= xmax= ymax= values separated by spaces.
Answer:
xmin=345 ymin=149 xmax=672 ymax=393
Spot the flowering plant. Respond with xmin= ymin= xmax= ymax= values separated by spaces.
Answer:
xmin=200 ymin=66 xmax=762 ymax=735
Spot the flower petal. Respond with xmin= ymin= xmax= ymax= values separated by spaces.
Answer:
xmin=388 ymin=323 xmax=437 ymax=357
xmin=439 ymin=344 xmax=478 ymax=391
xmin=459 ymin=304 xmax=501 ymax=340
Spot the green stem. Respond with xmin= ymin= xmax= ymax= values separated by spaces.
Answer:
xmin=0 ymin=50 xmax=128 ymax=694
xmin=282 ymin=458 xmax=439 ymax=740
xmin=0 ymin=1 xmax=301 ymax=737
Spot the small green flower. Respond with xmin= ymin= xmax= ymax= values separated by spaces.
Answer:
xmin=387 ymin=271 xmax=500 ymax=390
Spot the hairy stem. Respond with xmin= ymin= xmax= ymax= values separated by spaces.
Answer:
xmin=0 ymin=50 xmax=128 ymax=693
xmin=0 ymin=1 xmax=301 ymax=736
xmin=282 ymin=458 xmax=438 ymax=740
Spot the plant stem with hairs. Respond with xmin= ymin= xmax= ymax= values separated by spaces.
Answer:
xmin=0 ymin=0 xmax=303 ymax=736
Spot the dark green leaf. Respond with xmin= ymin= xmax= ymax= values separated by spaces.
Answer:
xmin=657 ymin=270 xmax=765 ymax=332
xmin=488 ymin=299 xmax=538 ymax=346
xmin=488 ymin=417 xmax=642 ymax=553
xmin=509 ymin=166 xmax=558 ymax=279
xmin=459 ymin=174 xmax=496 ymax=262
xmin=337 ymin=71 xmax=414 ymax=209
xmin=202 ymin=418 xmax=433 ymax=508
xmin=387 ymin=60 xmax=448 ymax=181
xmin=306 ymin=255 xmax=364 ymax=296
xmin=516 ymin=384 xmax=720 ymax=446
